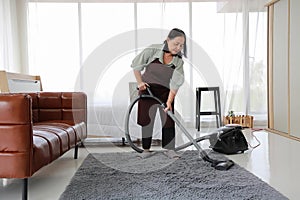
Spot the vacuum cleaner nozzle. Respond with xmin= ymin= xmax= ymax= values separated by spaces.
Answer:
xmin=213 ymin=160 xmax=234 ymax=171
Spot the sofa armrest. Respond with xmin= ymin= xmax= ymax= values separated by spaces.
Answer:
xmin=0 ymin=94 xmax=33 ymax=178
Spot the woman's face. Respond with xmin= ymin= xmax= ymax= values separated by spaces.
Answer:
xmin=167 ymin=36 xmax=185 ymax=55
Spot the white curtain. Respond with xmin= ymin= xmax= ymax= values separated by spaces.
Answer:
xmin=189 ymin=1 xmax=267 ymax=129
xmin=0 ymin=0 xmax=18 ymax=71
xmin=0 ymin=0 xmax=29 ymax=73
xmin=217 ymin=0 xmax=268 ymax=122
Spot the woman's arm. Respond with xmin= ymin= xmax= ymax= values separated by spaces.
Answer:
xmin=134 ymin=70 xmax=149 ymax=90
xmin=132 ymin=45 xmax=157 ymax=91
xmin=166 ymin=59 xmax=184 ymax=112
xmin=164 ymin=89 xmax=177 ymax=112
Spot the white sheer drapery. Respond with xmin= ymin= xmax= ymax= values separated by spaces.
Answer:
xmin=0 ymin=0 xmax=29 ymax=73
xmin=0 ymin=0 xmax=19 ymax=72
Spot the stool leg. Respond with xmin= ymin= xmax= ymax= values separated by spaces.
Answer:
xmin=214 ymin=89 xmax=219 ymax=128
xmin=198 ymin=90 xmax=202 ymax=131
xmin=196 ymin=88 xmax=201 ymax=131
xmin=217 ymin=87 xmax=222 ymax=127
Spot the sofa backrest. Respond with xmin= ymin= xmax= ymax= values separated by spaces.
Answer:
xmin=28 ymin=92 xmax=87 ymax=125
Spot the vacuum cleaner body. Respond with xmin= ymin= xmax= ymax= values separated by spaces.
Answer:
xmin=209 ymin=126 xmax=248 ymax=155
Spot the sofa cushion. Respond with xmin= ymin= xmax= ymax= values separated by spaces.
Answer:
xmin=34 ymin=121 xmax=86 ymax=144
xmin=32 ymin=136 xmax=51 ymax=173
xmin=33 ymin=125 xmax=70 ymax=154
xmin=33 ymin=130 xmax=61 ymax=161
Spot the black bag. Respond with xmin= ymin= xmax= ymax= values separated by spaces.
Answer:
xmin=209 ymin=125 xmax=248 ymax=154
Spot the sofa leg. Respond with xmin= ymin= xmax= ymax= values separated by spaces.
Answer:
xmin=22 ymin=178 xmax=28 ymax=200
xmin=79 ymin=141 xmax=85 ymax=147
xmin=122 ymin=137 xmax=126 ymax=146
xmin=74 ymin=144 xmax=79 ymax=159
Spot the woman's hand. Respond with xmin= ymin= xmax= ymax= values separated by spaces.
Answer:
xmin=137 ymin=82 xmax=149 ymax=91
xmin=164 ymin=100 xmax=173 ymax=112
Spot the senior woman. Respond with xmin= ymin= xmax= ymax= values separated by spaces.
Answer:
xmin=131 ymin=28 xmax=187 ymax=159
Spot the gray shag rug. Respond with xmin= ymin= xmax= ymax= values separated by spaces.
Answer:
xmin=59 ymin=150 xmax=287 ymax=200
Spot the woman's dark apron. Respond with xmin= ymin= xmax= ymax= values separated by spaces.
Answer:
xmin=137 ymin=59 xmax=175 ymax=129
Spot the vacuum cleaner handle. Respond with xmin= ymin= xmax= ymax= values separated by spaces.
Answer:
xmin=136 ymin=85 xmax=155 ymax=100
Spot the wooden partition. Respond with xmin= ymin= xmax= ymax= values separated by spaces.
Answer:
xmin=0 ymin=70 xmax=42 ymax=93
xmin=267 ymin=0 xmax=300 ymax=141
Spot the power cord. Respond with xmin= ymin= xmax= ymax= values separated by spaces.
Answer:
xmin=247 ymin=128 xmax=263 ymax=149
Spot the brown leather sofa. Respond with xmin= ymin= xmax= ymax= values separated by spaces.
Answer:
xmin=0 ymin=92 xmax=87 ymax=200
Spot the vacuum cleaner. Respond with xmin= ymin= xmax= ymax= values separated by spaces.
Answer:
xmin=125 ymin=87 xmax=247 ymax=171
